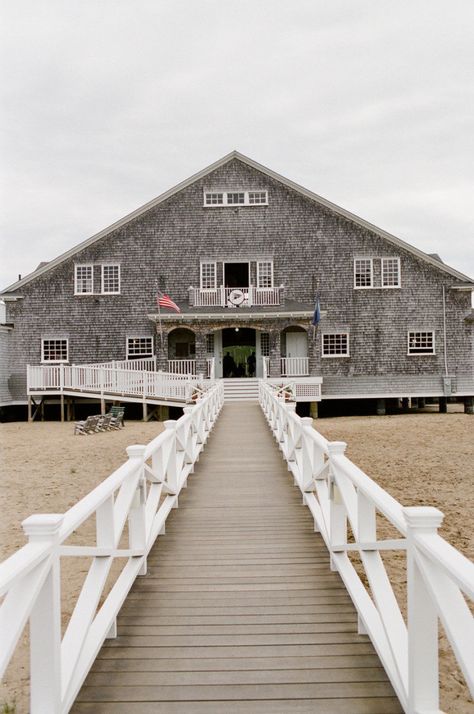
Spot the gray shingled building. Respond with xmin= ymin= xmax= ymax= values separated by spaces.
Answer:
xmin=1 ymin=151 xmax=473 ymax=415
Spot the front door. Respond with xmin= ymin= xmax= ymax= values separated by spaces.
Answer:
xmin=285 ymin=331 xmax=308 ymax=376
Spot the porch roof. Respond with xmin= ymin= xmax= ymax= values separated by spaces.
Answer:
xmin=147 ymin=299 xmax=319 ymax=323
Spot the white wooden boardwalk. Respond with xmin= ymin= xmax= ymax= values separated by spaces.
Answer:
xmin=72 ymin=403 xmax=402 ymax=713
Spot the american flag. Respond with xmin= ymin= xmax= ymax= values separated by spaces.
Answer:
xmin=157 ymin=292 xmax=181 ymax=313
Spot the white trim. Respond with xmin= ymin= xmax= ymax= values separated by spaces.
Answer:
xmin=407 ymin=330 xmax=436 ymax=356
xmin=354 ymin=258 xmax=374 ymax=289
xmin=74 ymin=264 xmax=93 ymax=296
xmin=2 ymin=151 xmax=472 ymax=294
xmin=41 ymin=338 xmax=69 ymax=363
xmin=199 ymin=261 xmax=217 ymax=290
xmin=126 ymin=335 xmax=154 ymax=359
xmin=203 ymin=190 xmax=268 ymax=207
xmin=382 ymin=257 xmax=401 ymax=288
xmin=322 ymin=332 xmax=350 ymax=358
xmin=101 ymin=264 xmax=121 ymax=294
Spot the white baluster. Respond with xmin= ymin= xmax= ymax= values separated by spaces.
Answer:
xmin=327 ymin=441 xmax=347 ymax=571
xmin=127 ymin=445 xmax=148 ymax=576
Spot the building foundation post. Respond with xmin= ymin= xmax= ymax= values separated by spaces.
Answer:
xmin=310 ymin=401 xmax=318 ymax=419
xmin=28 ymin=396 xmax=32 ymax=422
xmin=464 ymin=397 xmax=474 ymax=415
xmin=439 ymin=397 xmax=447 ymax=413
xmin=376 ymin=398 xmax=386 ymax=416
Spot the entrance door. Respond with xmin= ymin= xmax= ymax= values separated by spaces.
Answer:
xmin=224 ymin=263 xmax=249 ymax=288
xmin=221 ymin=327 xmax=256 ymax=377
xmin=286 ymin=332 xmax=307 ymax=358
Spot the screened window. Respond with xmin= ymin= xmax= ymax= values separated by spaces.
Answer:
xmin=42 ymin=339 xmax=68 ymax=363
xmin=408 ymin=331 xmax=435 ymax=355
xmin=322 ymin=333 xmax=349 ymax=357
xmin=354 ymin=259 xmax=373 ymax=288
xmin=102 ymin=264 xmax=120 ymax=294
xmin=382 ymin=258 xmax=401 ymax=287
xmin=75 ymin=264 xmax=93 ymax=294
xmin=227 ymin=192 xmax=245 ymax=205
xmin=260 ymin=332 xmax=270 ymax=357
xmin=257 ymin=261 xmax=273 ymax=288
xmin=127 ymin=337 xmax=153 ymax=358
xmin=248 ymin=191 xmax=268 ymax=204
xmin=205 ymin=333 xmax=215 ymax=354
xmin=200 ymin=262 xmax=217 ymax=290
xmin=204 ymin=192 xmax=224 ymax=205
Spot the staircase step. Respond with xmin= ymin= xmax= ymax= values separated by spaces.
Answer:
xmin=223 ymin=378 xmax=259 ymax=402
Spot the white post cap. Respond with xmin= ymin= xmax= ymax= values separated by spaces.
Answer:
xmin=22 ymin=514 xmax=64 ymax=539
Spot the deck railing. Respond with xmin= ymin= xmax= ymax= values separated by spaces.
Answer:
xmin=281 ymin=356 xmax=309 ymax=376
xmin=0 ymin=381 xmax=224 ymax=714
xmin=189 ymin=285 xmax=283 ymax=308
xmin=27 ymin=363 xmax=195 ymax=403
xmin=259 ymin=380 xmax=474 ymax=714
xmin=167 ymin=359 xmax=196 ymax=375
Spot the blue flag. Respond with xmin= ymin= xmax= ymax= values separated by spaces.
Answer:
xmin=312 ymin=297 xmax=321 ymax=326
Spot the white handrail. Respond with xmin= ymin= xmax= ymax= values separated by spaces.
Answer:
xmin=0 ymin=381 xmax=225 ymax=713
xmin=258 ymin=380 xmax=474 ymax=714
xmin=189 ymin=285 xmax=283 ymax=307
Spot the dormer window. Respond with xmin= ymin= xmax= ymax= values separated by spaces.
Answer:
xmin=203 ymin=191 xmax=268 ymax=207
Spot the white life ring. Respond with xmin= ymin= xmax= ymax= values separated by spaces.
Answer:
xmin=228 ymin=289 xmax=245 ymax=306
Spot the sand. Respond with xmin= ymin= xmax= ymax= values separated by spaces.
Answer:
xmin=1 ymin=408 xmax=473 ymax=713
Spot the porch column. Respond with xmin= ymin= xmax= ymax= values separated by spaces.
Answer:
xmin=269 ymin=330 xmax=281 ymax=378
xmin=156 ymin=329 xmax=169 ymax=371
xmin=195 ymin=332 xmax=207 ymax=377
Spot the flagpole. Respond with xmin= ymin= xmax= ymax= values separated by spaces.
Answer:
xmin=156 ymin=285 xmax=164 ymax=351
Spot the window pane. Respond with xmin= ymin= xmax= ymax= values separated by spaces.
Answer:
xmin=201 ymin=262 xmax=216 ymax=289
xmin=322 ymin=333 xmax=349 ymax=356
xmin=42 ymin=339 xmax=68 ymax=362
xmin=205 ymin=192 xmax=223 ymax=205
xmin=354 ymin=259 xmax=372 ymax=287
xmin=249 ymin=191 xmax=267 ymax=204
xmin=226 ymin=192 xmax=245 ymax=204
xmin=260 ymin=332 xmax=270 ymax=356
xmin=382 ymin=258 xmax=400 ymax=287
xmin=205 ymin=333 xmax=214 ymax=354
xmin=127 ymin=337 xmax=153 ymax=357
xmin=257 ymin=262 xmax=273 ymax=288
xmin=75 ymin=265 xmax=93 ymax=293
xmin=102 ymin=265 xmax=120 ymax=293
xmin=408 ymin=332 xmax=434 ymax=354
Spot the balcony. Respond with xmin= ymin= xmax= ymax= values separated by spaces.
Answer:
xmin=189 ymin=285 xmax=283 ymax=308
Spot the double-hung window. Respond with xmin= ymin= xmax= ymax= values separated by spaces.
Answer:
xmin=407 ymin=331 xmax=435 ymax=355
xmin=127 ymin=337 xmax=153 ymax=358
xmin=75 ymin=264 xmax=93 ymax=294
xmin=102 ymin=264 xmax=120 ymax=294
xmin=42 ymin=339 xmax=68 ymax=363
xmin=257 ymin=261 xmax=273 ymax=289
xmin=382 ymin=257 xmax=401 ymax=287
xmin=322 ymin=333 xmax=350 ymax=357
xmin=354 ymin=259 xmax=373 ymax=288
xmin=200 ymin=262 xmax=217 ymax=290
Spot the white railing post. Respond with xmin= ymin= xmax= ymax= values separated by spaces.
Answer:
xmin=404 ymin=506 xmax=444 ymax=714
xmin=22 ymin=514 xmax=64 ymax=714
xmin=327 ymin=441 xmax=347 ymax=572
xmin=127 ymin=445 xmax=148 ymax=576
xmin=164 ymin=420 xmax=178 ymax=498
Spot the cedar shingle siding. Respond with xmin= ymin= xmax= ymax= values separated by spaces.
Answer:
xmin=1 ymin=155 xmax=473 ymax=402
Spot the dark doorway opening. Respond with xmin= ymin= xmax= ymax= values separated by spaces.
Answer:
xmin=222 ymin=327 xmax=256 ymax=377
xmin=224 ymin=262 xmax=249 ymax=288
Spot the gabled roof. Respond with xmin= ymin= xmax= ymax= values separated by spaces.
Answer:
xmin=2 ymin=150 xmax=473 ymax=293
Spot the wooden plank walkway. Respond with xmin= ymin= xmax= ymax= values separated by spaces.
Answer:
xmin=72 ymin=403 xmax=402 ymax=714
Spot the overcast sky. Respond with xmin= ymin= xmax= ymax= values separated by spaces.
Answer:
xmin=1 ymin=0 xmax=473 ymax=291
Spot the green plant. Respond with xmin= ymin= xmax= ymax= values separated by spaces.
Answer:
xmin=2 ymin=701 xmax=16 ymax=714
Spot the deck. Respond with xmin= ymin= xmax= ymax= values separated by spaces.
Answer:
xmin=72 ymin=403 xmax=402 ymax=714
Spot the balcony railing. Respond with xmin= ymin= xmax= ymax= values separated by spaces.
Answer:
xmin=189 ymin=285 xmax=283 ymax=308
xmin=167 ymin=359 xmax=196 ymax=375
xmin=281 ymin=357 xmax=309 ymax=376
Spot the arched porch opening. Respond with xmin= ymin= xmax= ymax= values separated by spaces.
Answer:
xmin=281 ymin=325 xmax=309 ymax=376
xmin=168 ymin=328 xmax=196 ymax=374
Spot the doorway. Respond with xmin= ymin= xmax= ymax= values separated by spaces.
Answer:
xmin=221 ymin=327 xmax=256 ymax=377
xmin=224 ymin=262 xmax=249 ymax=288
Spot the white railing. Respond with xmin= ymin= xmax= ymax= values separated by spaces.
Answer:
xmin=81 ymin=358 xmax=157 ymax=372
xmin=281 ymin=356 xmax=309 ymax=376
xmin=259 ymin=381 xmax=474 ymax=714
xmin=0 ymin=381 xmax=224 ymax=714
xmin=28 ymin=364 xmax=195 ymax=403
xmin=189 ymin=285 xmax=283 ymax=308
xmin=167 ymin=359 xmax=196 ymax=375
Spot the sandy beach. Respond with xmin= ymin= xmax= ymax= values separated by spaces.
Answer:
xmin=1 ymin=408 xmax=473 ymax=713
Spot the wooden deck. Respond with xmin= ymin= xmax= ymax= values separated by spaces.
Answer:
xmin=72 ymin=403 xmax=402 ymax=713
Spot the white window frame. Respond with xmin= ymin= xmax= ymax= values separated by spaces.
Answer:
xmin=200 ymin=261 xmax=217 ymax=290
xmin=354 ymin=258 xmax=373 ymax=289
xmin=407 ymin=331 xmax=435 ymax=356
xmin=203 ymin=190 xmax=268 ymax=207
xmin=260 ymin=332 xmax=270 ymax=357
xmin=322 ymin=332 xmax=350 ymax=358
xmin=257 ymin=261 xmax=274 ymax=289
xmin=204 ymin=192 xmax=224 ymax=206
xmin=126 ymin=336 xmax=154 ymax=359
xmin=74 ymin=264 xmax=94 ymax=295
xmin=382 ymin=257 xmax=401 ymax=288
xmin=101 ymin=264 xmax=121 ymax=294
xmin=41 ymin=338 xmax=69 ymax=363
